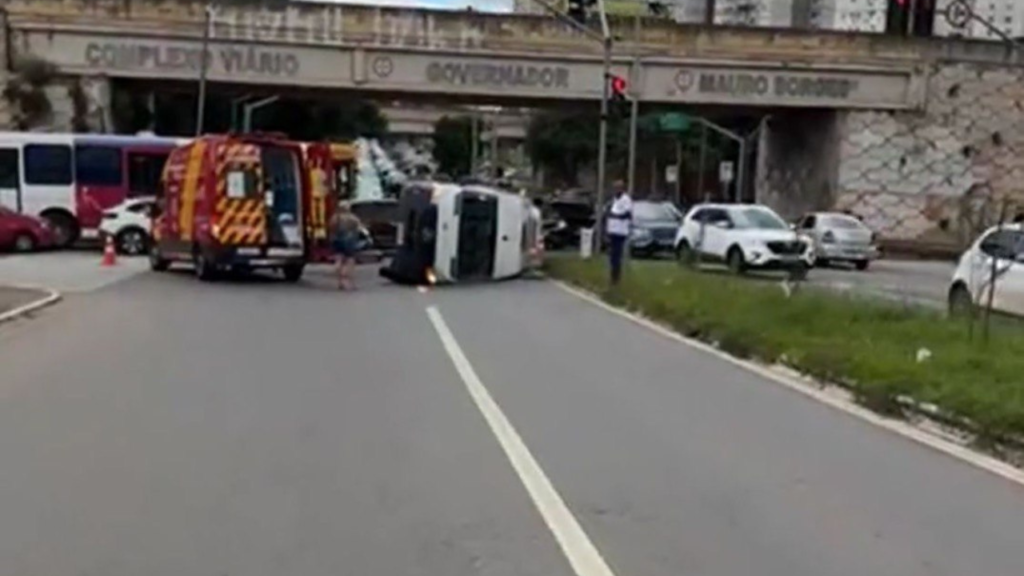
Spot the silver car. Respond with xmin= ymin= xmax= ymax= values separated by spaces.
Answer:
xmin=796 ymin=212 xmax=878 ymax=270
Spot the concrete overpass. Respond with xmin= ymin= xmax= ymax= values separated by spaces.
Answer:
xmin=381 ymin=106 xmax=529 ymax=139
xmin=4 ymin=0 xmax=1024 ymax=246
xmin=0 ymin=0 xmax=942 ymax=110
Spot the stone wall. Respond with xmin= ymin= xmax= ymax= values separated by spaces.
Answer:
xmin=834 ymin=62 xmax=1024 ymax=244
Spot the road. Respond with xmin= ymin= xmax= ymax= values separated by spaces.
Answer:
xmin=2 ymin=264 xmax=1023 ymax=576
xmin=810 ymin=259 xmax=955 ymax=308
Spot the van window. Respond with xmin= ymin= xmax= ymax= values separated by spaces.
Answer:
xmin=128 ymin=152 xmax=169 ymax=198
xmin=0 ymin=148 xmax=19 ymax=188
xmin=75 ymin=145 xmax=123 ymax=186
xmin=24 ymin=144 xmax=72 ymax=185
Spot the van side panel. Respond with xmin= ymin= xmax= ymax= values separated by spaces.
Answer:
xmin=179 ymin=140 xmax=206 ymax=242
xmin=304 ymin=143 xmax=333 ymax=262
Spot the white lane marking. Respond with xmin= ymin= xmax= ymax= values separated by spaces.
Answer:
xmin=426 ymin=306 xmax=617 ymax=576
xmin=0 ymin=285 xmax=62 ymax=325
xmin=551 ymin=280 xmax=1024 ymax=488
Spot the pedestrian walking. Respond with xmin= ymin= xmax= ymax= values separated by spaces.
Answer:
xmin=331 ymin=201 xmax=363 ymax=291
xmin=606 ymin=180 xmax=632 ymax=286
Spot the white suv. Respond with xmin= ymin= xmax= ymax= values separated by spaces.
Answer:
xmin=674 ymin=203 xmax=815 ymax=275
xmin=98 ymin=197 xmax=156 ymax=256
xmin=948 ymin=223 xmax=1024 ymax=317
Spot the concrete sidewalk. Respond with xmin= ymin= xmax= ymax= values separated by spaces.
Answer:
xmin=0 ymin=286 xmax=47 ymax=315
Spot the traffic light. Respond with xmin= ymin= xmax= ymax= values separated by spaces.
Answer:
xmin=886 ymin=0 xmax=935 ymax=37
xmin=567 ymin=0 xmax=596 ymax=25
xmin=608 ymin=73 xmax=629 ymax=117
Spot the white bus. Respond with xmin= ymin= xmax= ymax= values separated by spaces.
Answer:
xmin=381 ymin=181 xmax=543 ymax=285
xmin=0 ymin=132 xmax=183 ymax=246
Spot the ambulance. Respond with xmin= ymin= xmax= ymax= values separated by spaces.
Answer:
xmin=149 ymin=133 xmax=334 ymax=282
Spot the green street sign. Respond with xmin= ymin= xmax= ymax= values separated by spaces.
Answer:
xmin=658 ymin=112 xmax=691 ymax=133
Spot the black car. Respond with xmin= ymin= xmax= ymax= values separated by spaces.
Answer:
xmin=542 ymin=200 xmax=595 ymax=250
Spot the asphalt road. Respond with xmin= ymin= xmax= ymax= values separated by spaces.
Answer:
xmin=2 ymin=265 xmax=1023 ymax=576
xmin=810 ymin=259 xmax=956 ymax=308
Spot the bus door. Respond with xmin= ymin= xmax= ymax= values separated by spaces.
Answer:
xmin=0 ymin=147 xmax=21 ymax=211
xmin=74 ymin=142 xmax=125 ymax=232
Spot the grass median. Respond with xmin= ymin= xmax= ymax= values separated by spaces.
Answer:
xmin=546 ymin=256 xmax=1024 ymax=442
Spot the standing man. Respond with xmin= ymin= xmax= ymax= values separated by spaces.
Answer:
xmin=606 ymin=179 xmax=632 ymax=286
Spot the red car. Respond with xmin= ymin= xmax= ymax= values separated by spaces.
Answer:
xmin=0 ymin=206 xmax=55 ymax=252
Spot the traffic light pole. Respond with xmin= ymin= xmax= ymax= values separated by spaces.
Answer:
xmin=528 ymin=0 xmax=612 ymax=244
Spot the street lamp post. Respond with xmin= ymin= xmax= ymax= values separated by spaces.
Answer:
xmin=528 ymin=0 xmax=612 ymax=244
xmin=194 ymin=3 xmax=214 ymax=136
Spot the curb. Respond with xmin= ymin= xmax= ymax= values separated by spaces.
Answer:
xmin=0 ymin=285 xmax=62 ymax=325
xmin=550 ymin=278 xmax=1024 ymax=488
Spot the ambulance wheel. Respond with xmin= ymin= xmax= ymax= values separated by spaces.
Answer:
xmin=282 ymin=264 xmax=304 ymax=283
xmin=193 ymin=250 xmax=217 ymax=281
xmin=149 ymin=246 xmax=170 ymax=272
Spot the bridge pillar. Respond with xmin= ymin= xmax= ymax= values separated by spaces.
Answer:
xmin=755 ymin=109 xmax=842 ymax=220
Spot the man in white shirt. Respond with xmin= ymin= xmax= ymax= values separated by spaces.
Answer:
xmin=605 ymin=180 xmax=632 ymax=285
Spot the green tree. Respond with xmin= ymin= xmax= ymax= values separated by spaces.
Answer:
xmin=525 ymin=109 xmax=632 ymax=187
xmin=432 ymin=115 xmax=474 ymax=178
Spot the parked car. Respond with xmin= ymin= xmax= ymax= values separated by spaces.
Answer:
xmin=674 ymin=203 xmax=814 ymax=276
xmin=98 ymin=197 xmax=156 ymax=256
xmin=948 ymin=223 xmax=1024 ymax=317
xmin=626 ymin=200 xmax=682 ymax=257
xmin=0 ymin=204 xmax=54 ymax=252
xmin=796 ymin=211 xmax=878 ymax=270
xmin=351 ymin=198 xmax=399 ymax=254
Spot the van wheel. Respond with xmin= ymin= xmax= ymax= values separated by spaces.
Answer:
xmin=282 ymin=264 xmax=304 ymax=283
xmin=193 ymin=250 xmax=217 ymax=281
xmin=149 ymin=245 xmax=170 ymax=272
xmin=727 ymin=247 xmax=747 ymax=275
xmin=854 ymin=259 xmax=870 ymax=271
xmin=42 ymin=212 xmax=79 ymax=248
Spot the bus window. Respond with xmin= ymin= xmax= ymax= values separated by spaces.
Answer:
xmin=24 ymin=144 xmax=72 ymax=185
xmin=128 ymin=152 xmax=169 ymax=198
xmin=75 ymin=145 xmax=123 ymax=186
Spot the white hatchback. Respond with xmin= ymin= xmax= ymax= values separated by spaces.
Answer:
xmin=948 ymin=223 xmax=1024 ymax=317
xmin=98 ymin=197 xmax=156 ymax=256
xmin=674 ymin=203 xmax=815 ymax=276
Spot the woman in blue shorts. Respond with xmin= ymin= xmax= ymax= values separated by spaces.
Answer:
xmin=331 ymin=202 xmax=363 ymax=290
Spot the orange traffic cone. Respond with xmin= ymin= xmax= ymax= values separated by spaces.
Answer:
xmin=101 ymin=236 xmax=117 ymax=267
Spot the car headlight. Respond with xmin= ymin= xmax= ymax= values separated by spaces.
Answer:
xmin=631 ymin=228 xmax=651 ymax=239
xmin=555 ymin=219 xmax=568 ymax=231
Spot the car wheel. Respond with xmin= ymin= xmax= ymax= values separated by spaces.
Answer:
xmin=13 ymin=232 xmax=36 ymax=253
xmin=816 ymin=258 xmax=831 ymax=268
xmin=948 ymin=284 xmax=975 ymax=318
xmin=116 ymin=228 xmax=149 ymax=256
xmin=42 ymin=212 xmax=79 ymax=248
xmin=282 ymin=264 xmax=304 ymax=283
xmin=193 ymin=249 xmax=217 ymax=282
xmin=676 ymin=240 xmax=694 ymax=267
xmin=149 ymin=245 xmax=170 ymax=272
xmin=854 ymin=259 xmax=870 ymax=271
xmin=727 ymin=247 xmax=747 ymax=275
